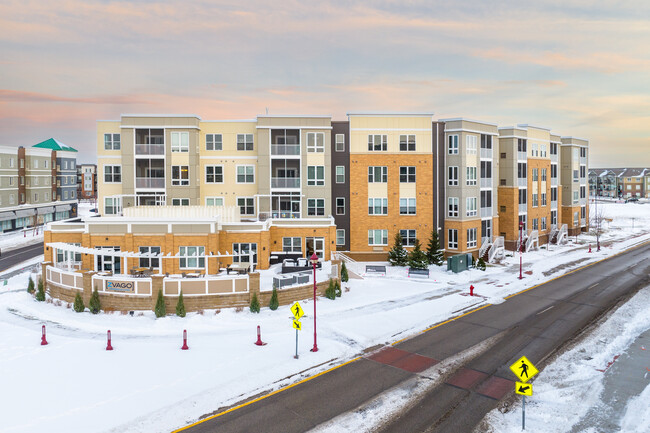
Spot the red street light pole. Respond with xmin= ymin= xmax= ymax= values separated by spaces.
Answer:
xmin=519 ymin=221 xmax=524 ymax=280
xmin=310 ymin=252 xmax=319 ymax=352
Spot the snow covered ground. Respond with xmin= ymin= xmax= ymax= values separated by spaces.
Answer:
xmin=0 ymin=201 xmax=648 ymax=433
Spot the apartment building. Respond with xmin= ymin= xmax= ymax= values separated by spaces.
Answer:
xmin=77 ymin=164 xmax=97 ymax=200
xmin=618 ymin=168 xmax=647 ymax=198
xmin=560 ymin=137 xmax=589 ymax=236
xmin=0 ymin=139 xmax=78 ymax=232
xmin=442 ymin=119 xmax=499 ymax=256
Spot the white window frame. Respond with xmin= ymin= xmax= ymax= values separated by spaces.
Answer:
xmin=282 ymin=237 xmax=302 ymax=253
xmin=399 ymin=198 xmax=416 ymax=215
xmin=335 ymin=197 xmax=345 ymax=215
xmin=171 ymin=165 xmax=189 ymax=186
xmin=307 ymin=166 xmax=325 ymax=186
xmin=206 ymin=133 xmax=222 ymax=151
xmin=179 ymin=246 xmax=205 ymax=269
xmin=336 ymin=229 xmax=345 ymax=246
xmin=467 ymin=228 xmax=477 ymax=248
xmin=466 ymin=197 xmax=478 ymax=217
xmin=237 ymin=197 xmax=255 ymax=216
xmin=466 ymin=135 xmax=477 ymax=154
xmin=448 ymin=166 xmax=458 ymax=186
xmin=236 ymin=165 xmax=255 ymax=183
xmin=399 ymin=134 xmax=416 ymax=151
xmin=172 ymin=198 xmax=190 ymax=206
xmin=104 ymin=133 xmax=121 ymax=150
xmin=307 ymin=132 xmax=325 ymax=153
xmin=368 ymin=229 xmax=388 ymax=246
xmin=400 ymin=166 xmax=416 ymax=183
xmin=448 ymin=229 xmax=458 ymax=249
xmin=205 ymin=165 xmax=224 ymax=183
xmin=232 ymin=242 xmax=257 ymax=264
xmin=335 ymin=134 xmax=345 ymax=152
xmin=104 ymin=197 xmax=121 ymax=215
xmin=335 ymin=166 xmax=345 ymax=184
xmin=368 ymin=166 xmax=388 ymax=183
xmin=368 ymin=198 xmax=388 ymax=215
xmin=448 ymin=135 xmax=459 ymax=154
xmin=171 ymin=131 xmax=189 ymax=153
xmin=307 ymin=198 xmax=325 ymax=216
xmin=400 ymin=229 xmax=416 ymax=246
xmin=206 ymin=197 xmax=224 ymax=206
xmin=367 ymin=134 xmax=387 ymax=151
xmin=466 ymin=167 xmax=477 ymax=186
xmin=448 ymin=197 xmax=459 ymax=217
xmin=237 ymin=133 xmax=254 ymax=151
xmin=103 ymin=165 xmax=121 ymax=183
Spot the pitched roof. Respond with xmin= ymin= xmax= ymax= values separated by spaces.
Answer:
xmin=32 ymin=138 xmax=78 ymax=152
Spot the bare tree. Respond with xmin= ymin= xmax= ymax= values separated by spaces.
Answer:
xmin=590 ymin=205 xmax=607 ymax=251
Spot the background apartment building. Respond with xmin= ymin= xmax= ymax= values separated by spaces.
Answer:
xmin=77 ymin=163 xmax=97 ymax=200
xmin=560 ymin=137 xmax=589 ymax=236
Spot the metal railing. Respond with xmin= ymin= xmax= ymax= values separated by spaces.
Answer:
xmin=517 ymin=151 xmax=527 ymax=161
xmin=480 ymin=148 xmax=493 ymax=159
xmin=557 ymin=224 xmax=568 ymax=244
xmin=333 ymin=251 xmax=362 ymax=277
xmin=526 ymin=230 xmax=539 ymax=252
xmin=518 ymin=178 xmax=527 ymax=187
xmin=271 ymin=144 xmax=300 ymax=155
xmin=135 ymin=143 xmax=165 ymax=155
xmin=580 ymin=218 xmax=586 ymax=226
xmin=480 ymin=177 xmax=493 ymax=188
xmin=479 ymin=237 xmax=492 ymax=259
xmin=519 ymin=203 xmax=527 ymax=213
xmin=136 ymin=178 xmax=165 ymax=188
xmin=271 ymin=177 xmax=300 ymax=188
xmin=480 ymin=206 xmax=492 ymax=218
xmin=488 ymin=236 xmax=505 ymax=263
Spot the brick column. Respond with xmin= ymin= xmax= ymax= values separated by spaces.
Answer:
xmin=82 ymin=270 xmax=96 ymax=305
xmin=248 ymin=272 xmax=260 ymax=302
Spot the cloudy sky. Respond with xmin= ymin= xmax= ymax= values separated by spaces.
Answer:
xmin=1 ymin=0 xmax=648 ymax=166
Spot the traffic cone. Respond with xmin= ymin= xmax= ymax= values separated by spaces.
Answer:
xmin=254 ymin=325 xmax=267 ymax=346
xmin=40 ymin=325 xmax=48 ymax=346
xmin=106 ymin=330 xmax=113 ymax=351
xmin=181 ymin=329 xmax=189 ymax=350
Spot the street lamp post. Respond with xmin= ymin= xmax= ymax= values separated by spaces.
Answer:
xmin=596 ymin=177 xmax=600 ymax=251
xmin=518 ymin=221 xmax=524 ymax=280
xmin=309 ymin=252 xmax=319 ymax=352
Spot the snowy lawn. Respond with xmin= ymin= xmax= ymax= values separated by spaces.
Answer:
xmin=0 ymin=202 xmax=648 ymax=433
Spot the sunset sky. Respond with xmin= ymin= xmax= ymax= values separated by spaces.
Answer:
xmin=1 ymin=0 xmax=648 ymax=166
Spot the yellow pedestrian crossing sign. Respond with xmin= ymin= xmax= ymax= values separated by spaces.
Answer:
xmin=293 ymin=319 xmax=302 ymax=330
xmin=291 ymin=302 xmax=304 ymax=320
xmin=515 ymin=382 xmax=533 ymax=396
xmin=509 ymin=356 xmax=539 ymax=383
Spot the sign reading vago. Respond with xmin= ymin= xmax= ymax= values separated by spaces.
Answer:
xmin=509 ymin=356 xmax=539 ymax=383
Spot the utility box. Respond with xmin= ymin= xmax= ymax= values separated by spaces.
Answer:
xmin=447 ymin=253 xmax=473 ymax=273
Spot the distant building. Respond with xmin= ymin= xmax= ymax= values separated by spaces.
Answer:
xmin=588 ymin=167 xmax=649 ymax=198
xmin=0 ymin=138 xmax=78 ymax=233
xmin=77 ymin=164 xmax=97 ymax=200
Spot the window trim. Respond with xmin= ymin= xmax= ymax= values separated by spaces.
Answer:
xmin=236 ymin=133 xmax=254 ymax=151
xmin=103 ymin=164 xmax=122 ymax=183
xmin=335 ymin=166 xmax=345 ymax=184
xmin=335 ymin=197 xmax=345 ymax=215
xmin=335 ymin=134 xmax=345 ymax=152
xmin=368 ymin=229 xmax=388 ymax=246
xmin=205 ymin=165 xmax=224 ymax=184
xmin=206 ymin=133 xmax=223 ymax=151
xmin=236 ymin=165 xmax=255 ymax=184
xmin=399 ymin=197 xmax=416 ymax=215
xmin=179 ymin=246 xmax=205 ymax=269
xmin=171 ymin=131 xmax=189 ymax=153
xmin=171 ymin=165 xmax=190 ymax=186
xmin=367 ymin=134 xmax=388 ymax=152
xmin=306 ymin=132 xmax=325 ymax=153
xmin=307 ymin=165 xmax=325 ymax=186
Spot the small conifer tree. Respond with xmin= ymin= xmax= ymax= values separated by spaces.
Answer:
xmin=325 ymin=278 xmax=336 ymax=300
xmin=476 ymin=257 xmax=487 ymax=271
xmin=269 ymin=286 xmax=279 ymax=310
xmin=388 ymin=232 xmax=408 ymax=266
xmin=340 ymin=262 xmax=349 ymax=282
xmin=426 ymin=230 xmax=444 ymax=266
xmin=335 ymin=280 xmax=342 ymax=297
xmin=89 ymin=288 xmax=101 ymax=314
xmin=73 ymin=292 xmax=85 ymax=312
xmin=27 ymin=276 xmax=35 ymax=294
xmin=154 ymin=289 xmax=166 ymax=318
xmin=35 ymin=278 xmax=46 ymax=301
xmin=408 ymin=239 xmax=429 ymax=270
xmin=176 ymin=291 xmax=186 ymax=317
xmin=250 ymin=292 xmax=260 ymax=313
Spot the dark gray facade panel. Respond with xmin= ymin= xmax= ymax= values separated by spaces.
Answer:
xmin=331 ymin=121 xmax=350 ymax=251
xmin=433 ymin=121 xmax=446 ymax=247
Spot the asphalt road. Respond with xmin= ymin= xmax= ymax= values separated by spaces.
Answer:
xmin=176 ymin=242 xmax=650 ymax=433
xmin=0 ymin=242 xmax=44 ymax=275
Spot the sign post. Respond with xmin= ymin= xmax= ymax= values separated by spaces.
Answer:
xmin=510 ymin=356 xmax=538 ymax=430
xmin=291 ymin=302 xmax=305 ymax=359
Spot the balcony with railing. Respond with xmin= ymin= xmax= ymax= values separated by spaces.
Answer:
xmin=580 ymin=218 xmax=586 ymax=227
xmin=518 ymin=177 xmax=527 ymax=187
xmin=271 ymin=144 xmax=300 ymax=156
xmin=271 ymin=159 xmax=300 ymax=190
xmin=271 ymin=177 xmax=300 ymax=188
xmin=135 ymin=143 xmax=165 ymax=155
xmin=551 ymin=200 xmax=558 ymax=209
xmin=136 ymin=177 xmax=165 ymax=189
xmin=518 ymin=203 xmax=527 ymax=213
xmin=480 ymin=177 xmax=493 ymax=188
xmin=480 ymin=206 xmax=492 ymax=218
xmin=480 ymin=148 xmax=493 ymax=159
xmin=551 ymin=177 xmax=558 ymax=186
xmin=517 ymin=151 xmax=527 ymax=161
xmin=550 ymin=153 xmax=558 ymax=162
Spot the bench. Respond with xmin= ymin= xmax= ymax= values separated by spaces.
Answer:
xmin=408 ymin=268 xmax=429 ymax=278
xmin=365 ymin=265 xmax=387 ymax=276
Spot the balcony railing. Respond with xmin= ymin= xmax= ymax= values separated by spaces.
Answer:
xmin=580 ymin=218 xmax=586 ymax=226
xmin=518 ymin=203 xmax=527 ymax=213
xmin=271 ymin=177 xmax=300 ymax=188
xmin=480 ymin=148 xmax=493 ymax=159
xmin=518 ymin=178 xmax=527 ymax=187
xmin=271 ymin=211 xmax=301 ymax=219
xmin=136 ymin=177 xmax=165 ymax=188
xmin=551 ymin=178 xmax=558 ymax=186
xmin=551 ymin=200 xmax=558 ymax=209
xmin=517 ymin=151 xmax=527 ymax=161
xmin=271 ymin=144 xmax=300 ymax=156
xmin=550 ymin=153 xmax=558 ymax=162
xmin=135 ymin=143 xmax=165 ymax=155
xmin=480 ymin=206 xmax=492 ymax=218
xmin=480 ymin=178 xmax=493 ymax=188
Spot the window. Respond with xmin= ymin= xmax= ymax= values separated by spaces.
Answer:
xmin=104 ymin=165 xmax=121 ymax=183
xmin=573 ymin=170 xmax=579 ymax=182
xmin=335 ymin=134 xmax=345 ymax=152
xmin=9 ymin=177 xmax=13 ymax=186
xmin=448 ymin=197 xmax=459 ymax=217
xmin=33 ymin=159 xmax=38 ymax=169
xmin=466 ymin=197 xmax=477 ymax=216
xmin=541 ymin=217 xmax=547 ymax=231
xmin=205 ymin=165 xmax=223 ymax=183
xmin=34 ymin=193 xmax=38 ymax=202
xmin=551 ymin=164 xmax=557 ymax=178
xmin=237 ymin=133 xmax=254 ymax=151
xmin=541 ymin=193 xmax=547 ymax=206
xmin=44 ymin=160 xmax=48 ymax=169
xmin=105 ymin=197 xmax=121 ymax=215
xmin=448 ymin=166 xmax=458 ymax=186
xmin=336 ymin=166 xmax=345 ymax=183
xmin=532 ymin=168 xmax=538 ymax=181
xmin=581 ymin=206 xmax=586 ymax=218
xmin=541 ymin=144 xmax=547 ymax=157
xmin=550 ymin=143 xmax=558 ymax=155
xmin=34 ymin=177 xmax=38 ymax=186
xmin=206 ymin=197 xmax=224 ymax=206
xmin=531 ymin=143 xmax=538 ymax=157
xmin=466 ymin=135 xmax=477 ymax=154
xmin=237 ymin=197 xmax=255 ymax=215
xmin=580 ymin=186 xmax=586 ymax=198
xmin=171 ymin=131 xmax=189 ymax=152
xmin=368 ymin=229 xmax=388 ymax=246
xmin=368 ymin=166 xmax=387 ymax=183
xmin=57 ymin=243 xmax=82 ymax=263
xmin=172 ymin=166 xmax=189 ymax=186
xmin=236 ymin=165 xmax=255 ymax=183
xmin=368 ymin=135 xmax=387 ymax=151
xmin=400 ymin=229 xmax=416 ymax=246
xmin=307 ymin=132 xmax=325 ymax=152
xmin=519 ymin=215 xmax=527 ymax=232
xmin=179 ymin=246 xmax=205 ymax=269
xmin=282 ymin=237 xmax=301 ymax=252
xmin=20 ymin=159 xmax=24 ymax=169
xmin=480 ymin=161 xmax=492 ymax=179
xmin=551 ymin=187 xmax=558 ymax=202
xmin=519 ymin=189 xmax=527 ymax=204
xmin=368 ymin=198 xmax=388 ymax=215
xmin=63 ymin=191 xmax=68 ymax=200
xmin=466 ymin=167 xmax=477 ymax=185
xmin=10 ymin=158 xmax=14 ymax=168
xmin=400 ymin=166 xmax=416 ymax=183
xmin=400 ymin=198 xmax=416 ymax=215
xmin=480 ymin=190 xmax=492 ymax=208
xmin=336 ymin=229 xmax=345 ymax=246
xmin=172 ymin=198 xmax=190 ymax=206
xmin=532 ymin=218 xmax=539 ymax=231
xmin=518 ymin=163 xmax=527 ymax=178
xmin=139 ymin=246 xmax=160 ymax=269
xmin=518 ymin=139 xmax=527 ymax=152
xmin=307 ymin=198 xmax=325 ymax=216
xmin=481 ymin=134 xmax=492 ymax=149
xmin=400 ymin=134 xmax=416 ymax=151
xmin=307 ymin=166 xmax=325 ymax=186
xmin=448 ymin=135 xmax=459 ymax=154
xmin=448 ymin=229 xmax=458 ymax=249
xmin=104 ymin=133 xmax=121 ymax=150
xmin=580 ymin=147 xmax=587 ymax=158
xmin=45 ymin=192 xmax=49 ymax=201
xmin=580 ymin=165 xmax=586 ymax=178
xmin=542 ymin=168 xmax=547 ymax=181
xmin=573 ymin=191 xmax=579 ymax=203
xmin=336 ymin=197 xmax=345 ymax=215
xmin=206 ymin=134 xmax=222 ymax=151
xmin=467 ymin=228 xmax=477 ymax=248
xmin=501 ymin=152 xmax=507 ymax=159
xmin=532 ymin=193 xmax=538 ymax=207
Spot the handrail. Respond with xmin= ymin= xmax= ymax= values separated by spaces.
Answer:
xmin=556 ymin=224 xmax=568 ymax=244
xmin=488 ymin=236 xmax=504 ymax=263
xmin=333 ymin=251 xmax=361 ymax=277
xmin=479 ymin=237 xmax=492 ymax=258
xmin=526 ymin=229 xmax=539 ymax=252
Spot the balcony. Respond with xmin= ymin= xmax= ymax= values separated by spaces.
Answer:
xmin=517 ymin=151 xmax=527 ymax=161
xmin=136 ymin=177 xmax=165 ymax=189
xmin=518 ymin=203 xmax=527 ymax=213
xmin=271 ymin=177 xmax=300 ymax=189
xmin=135 ymin=143 xmax=164 ymax=156
xmin=518 ymin=178 xmax=527 ymax=187
xmin=271 ymin=211 xmax=301 ymax=219
xmin=271 ymin=144 xmax=300 ymax=156
xmin=480 ymin=178 xmax=493 ymax=188
xmin=480 ymin=206 xmax=492 ymax=218
xmin=480 ymin=148 xmax=493 ymax=159
xmin=551 ymin=178 xmax=558 ymax=186
xmin=580 ymin=218 xmax=586 ymax=227
xmin=551 ymin=200 xmax=558 ymax=209
xmin=550 ymin=153 xmax=558 ymax=162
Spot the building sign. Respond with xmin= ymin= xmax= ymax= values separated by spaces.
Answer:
xmin=106 ymin=280 xmax=135 ymax=293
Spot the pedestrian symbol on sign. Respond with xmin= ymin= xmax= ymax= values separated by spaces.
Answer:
xmin=509 ymin=356 xmax=539 ymax=383
xmin=290 ymin=302 xmax=305 ymax=320
xmin=519 ymin=360 xmax=529 ymax=379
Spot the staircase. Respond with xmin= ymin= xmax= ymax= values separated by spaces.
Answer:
xmin=479 ymin=237 xmax=492 ymax=261
xmin=555 ymin=224 xmax=568 ymax=244
xmin=332 ymin=252 xmax=363 ymax=279
xmin=487 ymin=236 xmax=505 ymax=263
xmin=525 ymin=230 xmax=539 ymax=252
